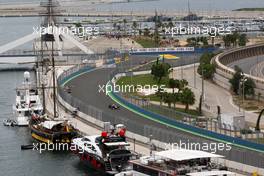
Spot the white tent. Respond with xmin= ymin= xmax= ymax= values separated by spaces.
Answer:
xmin=155 ymin=149 xmax=223 ymax=161
xmin=186 ymin=170 xmax=236 ymax=176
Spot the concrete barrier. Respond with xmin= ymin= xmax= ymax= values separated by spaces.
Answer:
xmin=212 ymin=44 xmax=264 ymax=94
xmin=57 ymin=63 xmax=264 ymax=174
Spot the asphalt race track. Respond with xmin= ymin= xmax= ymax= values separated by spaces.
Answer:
xmin=65 ymin=55 xmax=264 ymax=167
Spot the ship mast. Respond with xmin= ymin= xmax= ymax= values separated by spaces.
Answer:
xmin=49 ymin=0 xmax=57 ymax=118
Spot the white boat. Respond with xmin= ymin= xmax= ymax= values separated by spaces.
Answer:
xmin=72 ymin=123 xmax=133 ymax=175
xmin=13 ymin=72 xmax=43 ymax=126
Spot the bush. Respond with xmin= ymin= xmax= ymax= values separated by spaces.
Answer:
xmin=197 ymin=52 xmax=216 ymax=79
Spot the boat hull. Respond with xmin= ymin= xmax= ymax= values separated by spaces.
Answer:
xmin=30 ymin=125 xmax=78 ymax=144
xmin=74 ymin=151 xmax=115 ymax=176
xmin=71 ymin=147 xmax=131 ymax=175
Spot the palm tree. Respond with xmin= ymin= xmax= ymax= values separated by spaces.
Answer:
xmin=155 ymin=88 xmax=164 ymax=105
xmin=168 ymin=78 xmax=178 ymax=93
xmin=123 ymin=19 xmax=127 ymax=36
xmin=132 ymin=21 xmax=138 ymax=36
xmin=178 ymin=79 xmax=188 ymax=92
xmin=180 ymin=88 xmax=195 ymax=111
xmin=223 ymin=35 xmax=231 ymax=48
xmin=172 ymin=93 xmax=180 ymax=108
xmin=163 ymin=92 xmax=174 ymax=108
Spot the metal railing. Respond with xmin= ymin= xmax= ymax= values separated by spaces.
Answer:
xmin=57 ymin=54 xmax=264 ymax=168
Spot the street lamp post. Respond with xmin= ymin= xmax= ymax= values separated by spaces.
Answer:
xmin=239 ymin=73 xmax=247 ymax=114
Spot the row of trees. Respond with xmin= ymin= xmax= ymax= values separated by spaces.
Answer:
xmin=186 ymin=37 xmax=209 ymax=47
xmin=156 ymin=79 xmax=195 ymax=111
xmin=151 ymin=60 xmax=195 ymax=111
xmin=222 ymin=32 xmax=247 ymax=48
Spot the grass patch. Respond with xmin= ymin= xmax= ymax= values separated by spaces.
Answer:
xmin=116 ymin=74 xmax=169 ymax=87
xmin=173 ymin=107 xmax=200 ymax=116
xmin=145 ymin=105 xmax=184 ymax=120
xmin=145 ymin=104 xmax=198 ymax=121
xmin=232 ymin=95 xmax=264 ymax=112
xmin=134 ymin=37 xmax=156 ymax=48
xmin=116 ymin=74 xmax=200 ymax=119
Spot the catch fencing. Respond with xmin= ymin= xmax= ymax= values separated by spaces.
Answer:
xmin=57 ymin=55 xmax=264 ymax=168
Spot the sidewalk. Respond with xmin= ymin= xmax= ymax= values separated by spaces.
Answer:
xmin=171 ymin=65 xmax=263 ymax=128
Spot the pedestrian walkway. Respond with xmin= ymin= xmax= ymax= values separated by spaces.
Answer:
xmin=171 ymin=65 xmax=263 ymax=128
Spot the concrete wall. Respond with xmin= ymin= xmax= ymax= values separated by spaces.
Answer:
xmin=213 ymin=44 xmax=264 ymax=95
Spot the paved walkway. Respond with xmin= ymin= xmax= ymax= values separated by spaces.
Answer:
xmin=171 ymin=65 xmax=263 ymax=128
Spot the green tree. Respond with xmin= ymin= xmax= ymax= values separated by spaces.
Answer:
xmin=139 ymin=29 xmax=142 ymax=36
xmin=74 ymin=22 xmax=82 ymax=28
xmin=132 ymin=21 xmax=138 ymax=36
xmin=172 ymin=92 xmax=180 ymax=108
xmin=155 ymin=88 xmax=164 ymax=105
xmin=223 ymin=32 xmax=247 ymax=48
xmin=123 ymin=19 xmax=127 ymax=36
xmin=180 ymin=88 xmax=196 ymax=111
xmin=168 ymin=79 xmax=178 ymax=93
xmin=151 ymin=62 xmax=171 ymax=84
xmin=229 ymin=66 xmax=243 ymax=95
xmin=178 ymin=79 xmax=188 ymax=91
xmin=163 ymin=92 xmax=174 ymax=108
xmin=238 ymin=34 xmax=247 ymax=46
xmin=223 ymin=35 xmax=232 ymax=47
xmin=197 ymin=53 xmax=216 ymax=79
xmin=244 ymin=78 xmax=255 ymax=98
xmin=201 ymin=64 xmax=215 ymax=79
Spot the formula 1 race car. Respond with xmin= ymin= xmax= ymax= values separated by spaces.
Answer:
xmin=108 ymin=104 xmax=120 ymax=110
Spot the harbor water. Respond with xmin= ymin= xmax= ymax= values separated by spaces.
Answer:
xmin=0 ymin=71 xmax=103 ymax=176
xmin=0 ymin=4 xmax=100 ymax=176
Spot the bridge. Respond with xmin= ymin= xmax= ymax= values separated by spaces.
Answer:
xmin=0 ymin=49 xmax=97 ymax=57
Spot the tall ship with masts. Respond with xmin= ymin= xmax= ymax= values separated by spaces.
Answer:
xmin=29 ymin=31 xmax=78 ymax=143
xmin=29 ymin=1 xmax=78 ymax=143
